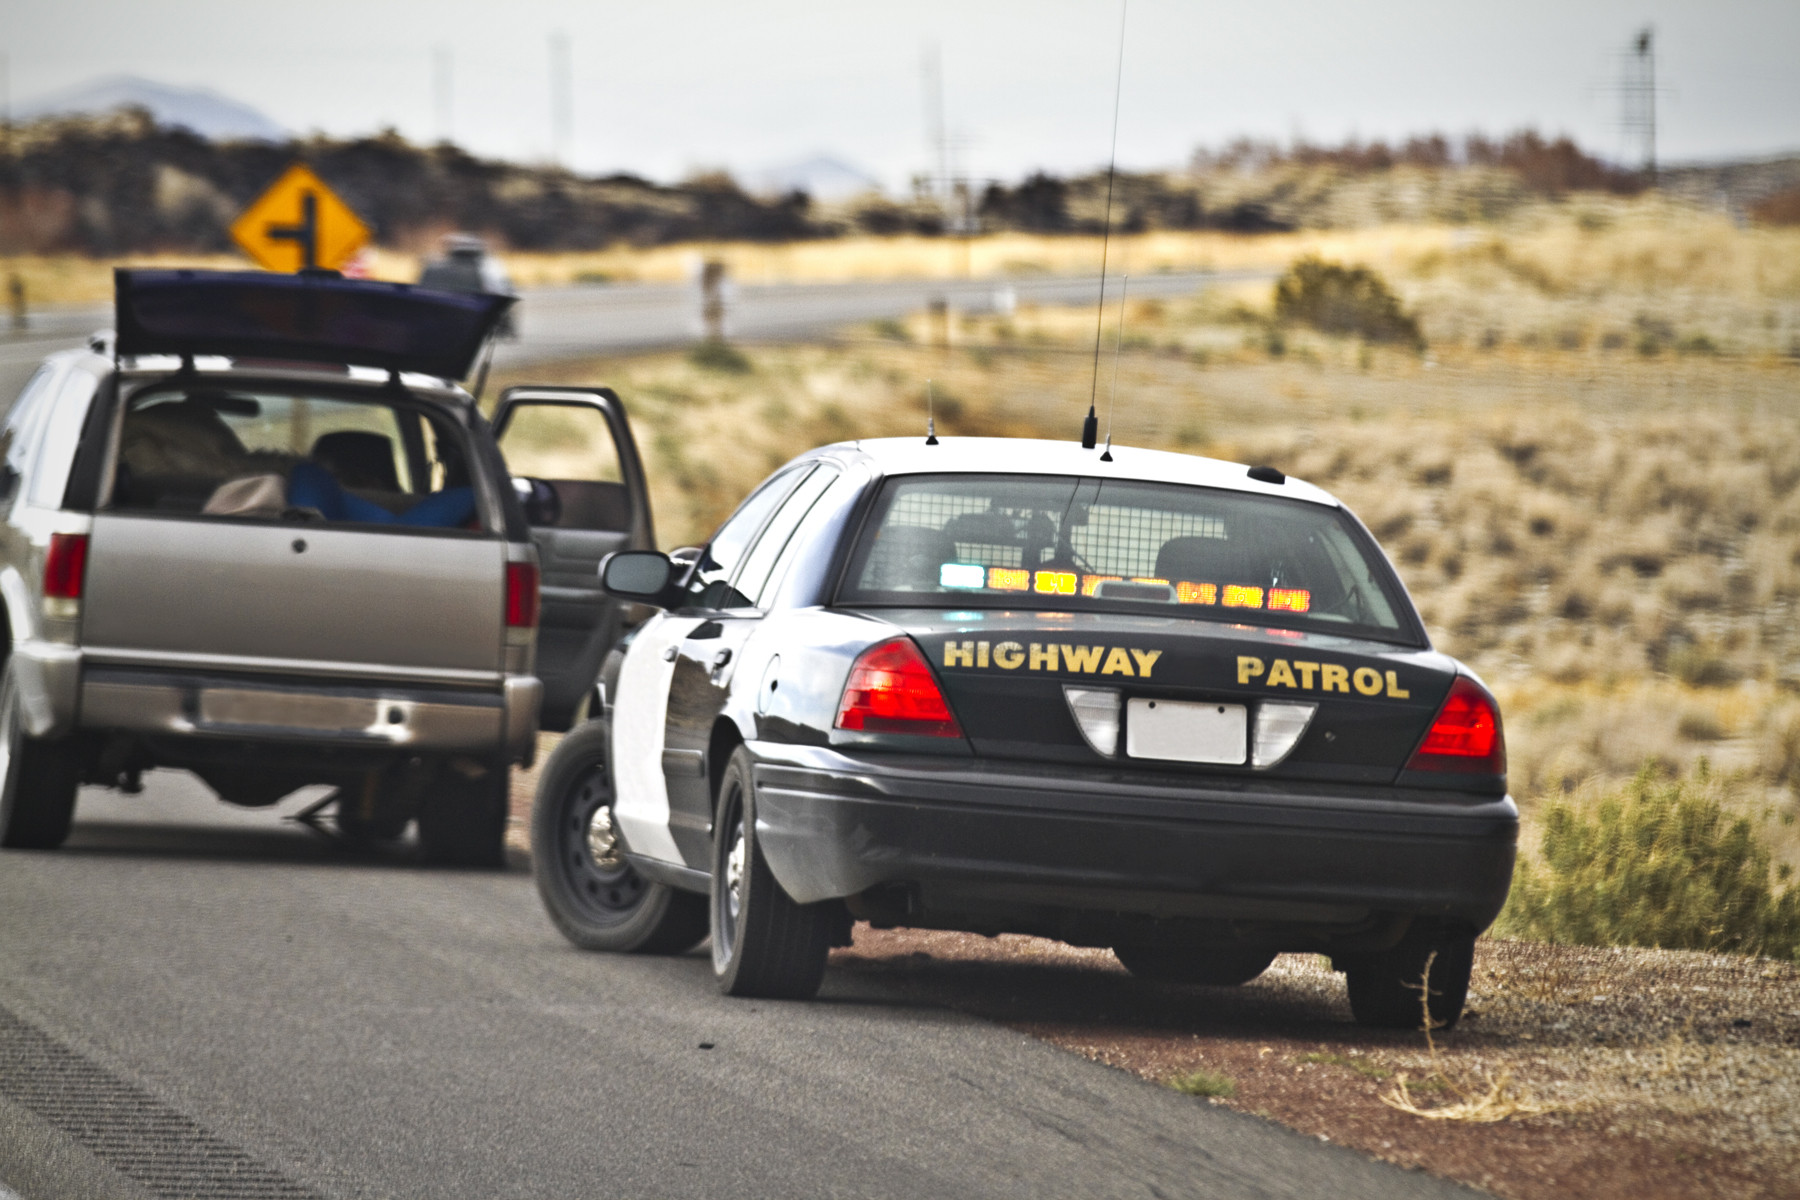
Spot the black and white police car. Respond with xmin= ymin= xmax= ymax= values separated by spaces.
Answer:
xmin=531 ymin=436 xmax=1517 ymax=1028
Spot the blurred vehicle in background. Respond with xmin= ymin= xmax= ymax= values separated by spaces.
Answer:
xmin=420 ymin=234 xmax=517 ymax=337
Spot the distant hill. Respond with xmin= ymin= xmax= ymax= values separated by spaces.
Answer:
xmin=17 ymin=75 xmax=286 ymax=142
xmin=748 ymin=155 xmax=881 ymax=201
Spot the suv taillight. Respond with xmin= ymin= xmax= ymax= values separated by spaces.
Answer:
xmin=1406 ymin=675 xmax=1505 ymax=776
xmin=44 ymin=533 xmax=89 ymax=601
xmin=834 ymin=637 xmax=963 ymax=737
xmin=505 ymin=562 xmax=540 ymax=628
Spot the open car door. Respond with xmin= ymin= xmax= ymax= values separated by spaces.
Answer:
xmin=492 ymin=386 xmax=654 ymax=730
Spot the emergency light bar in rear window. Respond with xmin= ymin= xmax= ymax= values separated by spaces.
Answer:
xmin=847 ymin=473 xmax=1411 ymax=642
xmin=939 ymin=563 xmax=1311 ymax=612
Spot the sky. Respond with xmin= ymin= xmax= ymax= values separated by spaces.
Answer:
xmin=4 ymin=0 xmax=1797 ymax=188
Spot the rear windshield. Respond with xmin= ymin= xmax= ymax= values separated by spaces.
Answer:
xmin=839 ymin=473 xmax=1412 ymax=641
xmin=108 ymin=385 xmax=486 ymax=532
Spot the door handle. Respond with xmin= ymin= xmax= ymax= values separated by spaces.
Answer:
xmin=662 ymin=645 xmax=678 ymax=662
xmin=711 ymin=649 xmax=733 ymax=668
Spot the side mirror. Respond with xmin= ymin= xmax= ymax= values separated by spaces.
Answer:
xmin=599 ymin=550 xmax=676 ymax=605
xmin=512 ymin=476 xmax=562 ymax=527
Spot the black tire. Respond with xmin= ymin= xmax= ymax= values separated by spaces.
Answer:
xmin=710 ymin=746 xmax=835 ymax=999
xmin=1341 ymin=924 xmax=1476 ymax=1030
xmin=1113 ymin=945 xmax=1277 ymax=986
xmin=335 ymin=779 xmax=411 ymax=846
xmin=531 ymin=721 xmax=707 ymax=953
xmin=417 ymin=755 xmax=508 ymax=868
xmin=0 ymin=662 xmax=80 ymax=850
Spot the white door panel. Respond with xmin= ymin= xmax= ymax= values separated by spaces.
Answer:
xmin=609 ymin=613 xmax=702 ymax=864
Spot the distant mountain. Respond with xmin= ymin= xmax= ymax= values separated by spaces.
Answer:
xmin=747 ymin=155 xmax=882 ymax=201
xmin=18 ymin=75 xmax=286 ymax=142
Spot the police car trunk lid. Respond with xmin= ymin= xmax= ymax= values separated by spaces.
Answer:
xmin=883 ymin=610 xmax=1456 ymax=785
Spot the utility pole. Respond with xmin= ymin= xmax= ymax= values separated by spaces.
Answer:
xmin=1622 ymin=26 xmax=1657 ymax=184
xmin=433 ymin=45 xmax=453 ymax=145
xmin=549 ymin=32 xmax=573 ymax=168
xmin=922 ymin=42 xmax=949 ymax=213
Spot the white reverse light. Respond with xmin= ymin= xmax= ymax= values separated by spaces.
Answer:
xmin=1253 ymin=701 xmax=1318 ymax=768
xmin=939 ymin=562 xmax=986 ymax=589
xmin=1064 ymin=686 xmax=1122 ymax=757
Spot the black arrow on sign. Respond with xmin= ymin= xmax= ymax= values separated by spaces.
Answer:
xmin=266 ymin=190 xmax=318 ymax=270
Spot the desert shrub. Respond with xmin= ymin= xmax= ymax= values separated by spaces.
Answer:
xmin=1273 ymin=257 xmax=1425 ymax=349
xmin=1497 ymin=765 xmax=1800 ymax=959
xmin=686 ymin=339 xmax=752 ymax=374
xmin=1168 ymin=1069 xmax=1236 ymax=1098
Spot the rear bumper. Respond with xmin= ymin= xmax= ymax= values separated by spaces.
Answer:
xmin=69 ymin=663 xmax=541 ymax=762
xmin=747 ymin=743 xmax=1517 ymax=946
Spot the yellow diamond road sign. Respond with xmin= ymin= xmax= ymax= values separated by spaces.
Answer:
xmin=230 ymin=163 xmax=370 ymax=273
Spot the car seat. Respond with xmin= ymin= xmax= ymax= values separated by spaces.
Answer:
xmin=1155 ymin=534 xmax=1265 ymax=586
xmin=311 ymin=431 xmax=401 ymax=491
xmin=863 ymin=525 xmax=960 ymax=592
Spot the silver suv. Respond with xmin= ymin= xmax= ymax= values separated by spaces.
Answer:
xmin=0 ymin=268 xmax=649 ymax=865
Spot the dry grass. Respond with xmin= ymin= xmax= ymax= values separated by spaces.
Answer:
xmin=1380 ymin=951 xmax=1560 ymax=1122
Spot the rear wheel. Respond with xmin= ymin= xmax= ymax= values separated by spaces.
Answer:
xmin=710 ymin=746 xmax=835 ymax=999
xmin=1341 ymin=924 xmax=1475 ymax=1030
xmin=417 ymin=755 xmax=508 ymax=868
xmin=335 ymin=772 xmax=412 ymax=845
xmin=0 ymin=662 xmax=80 ymax=850
xmin=531 ymin=721 xmax=707 ymax=952
xmin=1112 ymin=945 xmax=1277 ymax=986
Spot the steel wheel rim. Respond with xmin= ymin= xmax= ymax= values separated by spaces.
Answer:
xmin=726 ymin=815 xmax=746 ymax=924
xmin=0 ymin=670 xmax=18 ymax=805
xmin=714 ymin=782 xmax=746 ymax=962
xmin=563 ymin=765 xmax=646 ymax=921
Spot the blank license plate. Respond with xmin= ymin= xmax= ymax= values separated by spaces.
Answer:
xmin=1125 ymin=699 xmax=1247 ymax=764
xmin=198 ymin=689 xmax=375 ymax=733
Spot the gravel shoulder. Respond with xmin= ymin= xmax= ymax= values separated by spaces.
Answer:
xmin=830 ymin=928 xmax=1799 ymax=1200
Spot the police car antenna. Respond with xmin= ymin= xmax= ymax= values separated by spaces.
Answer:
xmin=1083 ymin=0 xmax=1128 ymax=452
xmin=925 ymin=379 xmax=940 ymax=444
xmin=1100 ymin=274 xmax=1128 ymax=463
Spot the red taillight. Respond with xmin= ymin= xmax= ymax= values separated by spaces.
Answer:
xmin=44 ymin=533 xmax=88 ymax=601
xmin=834 ymin=637 xmax=963 ymax=738
xmin=1406 ymin=675 xmax=1505 ymax=775
xmin=505 ymin=562 xmax=540 ymax=628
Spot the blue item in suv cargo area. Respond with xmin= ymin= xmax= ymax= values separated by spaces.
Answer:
xmin=287 ymin=461 xmax=475 ymax=527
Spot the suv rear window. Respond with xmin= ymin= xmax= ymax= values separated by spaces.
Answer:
xmin=109 ymin=385 xmax=484 ymax=531
xmin=839 ymin=473 xmax=1411 ymax=641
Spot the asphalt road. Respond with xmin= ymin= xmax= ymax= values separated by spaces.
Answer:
xmin=0 ymin=269 xmax=1256 ymax=403
xmin=0 ymin=778 xmax=1484 ymax=1199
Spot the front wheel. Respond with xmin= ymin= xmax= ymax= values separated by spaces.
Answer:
xmin=0 ymin=662 xmax=80 ymax=850
xmin=1112 ymin=945 xmax=1277 ymax=986
xmin=710 ymin=746 xmax=836 ymax=999
xmin=1340 ymin=924 xmax=1475 ymax=1030
xmin=531 ymin=721 xmax=706 ymax=953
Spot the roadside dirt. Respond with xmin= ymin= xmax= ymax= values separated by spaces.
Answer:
xmin=830 ymin=930 xmax=1799 ymax=1200
xmin=508 ymin=753 xmax=1797 ymax=1199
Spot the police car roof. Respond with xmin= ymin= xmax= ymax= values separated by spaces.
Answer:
xmin=820 ymin=437 xmax=1340 ymax=509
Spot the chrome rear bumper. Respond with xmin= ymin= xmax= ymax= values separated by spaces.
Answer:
xmin=72 ymin=664 xmax=541 ymax=762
